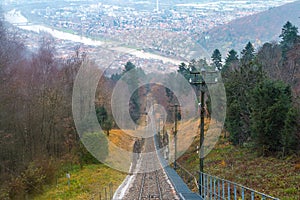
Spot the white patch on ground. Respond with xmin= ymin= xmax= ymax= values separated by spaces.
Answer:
xmin=113 ymin=173 xmax=136 ymax=200
xmin=113 ymin=158 xmax=142 ymax=200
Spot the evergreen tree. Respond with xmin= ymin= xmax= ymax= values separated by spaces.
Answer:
xmin=96 ymin=106 xmax=108 ymax=124
xmin=111 ymin=73 xmax=121 ymax=81
xmin=102 ymin=117 xmax=113 ymax=136
xmin=250 ymin=79 xmax=298 ymax=155
xmin=225 ymin=49 xmax=239 ymax=66
xmin=177 ymin=62 xmax=190 ymax=80
xmin=241 ymin=42 xmax=255 ymax=65
xmin=282 ymin=107 xmax=298 ymax=155
xmin=124 ymin=61 xmax=136 ymax=72
xmin=211 ymin=49 xmax=222 ymax=71
xmin=223 ymin=49 xmax=239 ymax=73
xmin=123 ymin=61 xmax=141 ymax=123
xmin=279 ymin=21 xmax=299 ymax=57
xmin=280 ymin=21 xmax=299 ymax=49
xmin=225 ymin=60 xmax=263 ymax=145
xmin=96 ymin=106 xmax=113 ymax=136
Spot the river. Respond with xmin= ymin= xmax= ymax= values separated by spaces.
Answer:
xmin=4 ymin=9 xmax=183 ymax=65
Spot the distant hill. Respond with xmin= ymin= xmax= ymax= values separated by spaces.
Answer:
xmin=200 ymin=0 xmax=300 ymax=55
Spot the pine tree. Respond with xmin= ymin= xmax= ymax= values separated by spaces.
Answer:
xmin=96 ymin=106 xmax=108 ymax=124
xmin=241 ymin=42 xmax=255 ymax=65
xmin=225 ymin=49 xmax=239 ymax=65
xmin=280 ymin=21 xmax=299 ymax=56
xmin=280 ymin=21 xmax=298 ymax=47
xmin=221 ymin=49 xmax=239 ymax=78
xmin=177 ymin=62 xmax=190 ymax=80
xmin=124 ymin=61 xmax=136 ymax=72
xmin=223 ymin=49 xmax=239 ymax=70
xmin=95 ymin=106 xmax=113 ymax=136
xmin=224 ymin=58 xmax=263 ymax=146
xmin=211 ymin=49 xmax=222 ymax=71
xmin=123 ymin=62 xmax=141 ymax=123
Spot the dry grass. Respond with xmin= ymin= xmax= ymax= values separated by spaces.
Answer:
xmin=168 ymin=118 xmax=219 ymax=160
xmin=108 ymin=129 xmax=137 ymax=152
xmin=176 ymin=121 xmax=300 ymax=200
xmin=105 ymin=129 xmax=139 ymax=172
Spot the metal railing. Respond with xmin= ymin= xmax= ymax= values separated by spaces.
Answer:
xmin=199 ymin=172 xmax=280 ymax=200
xmin=175 ymin=162 xmax=199 ymax=192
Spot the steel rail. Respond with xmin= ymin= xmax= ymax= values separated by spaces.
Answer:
xmin=155 ymin=170 xmax=163 ymax=200
xmin=138 ymin=173 xmax=146 ymax=200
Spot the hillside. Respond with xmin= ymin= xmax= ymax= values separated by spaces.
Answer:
xmin=34 ymin=164 xmax=126 ymax=200
xmin=200 ymin=0 xmax=300 ymax=54
xmin=174 ymin=119 xmax=300 ymax=199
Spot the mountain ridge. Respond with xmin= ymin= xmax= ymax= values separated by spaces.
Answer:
xmin=200 ymin=0 xmax=300 ymax=54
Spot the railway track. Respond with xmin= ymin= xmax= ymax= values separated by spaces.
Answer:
xmin=123 ymin=136 xmax=179 ymax=200
xmin=138 ymin=170 xmax=162 ymax=200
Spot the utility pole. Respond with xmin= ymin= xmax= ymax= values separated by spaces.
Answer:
xmin=189 ymin=66 xmax=218 ymax=197
xmin=173 ymin=104 xmax=179 ymax=170
xmin=162 ymin=115 xmax=165 ymax=145
xmin=158 ymin=117 xmax=161 ymax=133
xmin=199 ymin=81 xmax=205 ymax=175
xmin=158 ymin=117 xmax=161 ymax=147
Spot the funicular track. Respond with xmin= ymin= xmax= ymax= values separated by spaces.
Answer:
xmin=138 ymin=169 xmax=162 ymax=200
xmin=123 ymin=136 xmax=179 ymax=200
xmin=137 ymin=137 xmax=163 ymax=200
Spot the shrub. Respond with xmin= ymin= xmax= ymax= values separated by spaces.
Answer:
xmin=79 ymin=132 xmax=108 ymax=165
xmin=3 ymin=159 xmax=59 ymax=199
xmin=21 ymin=163 xmax=46 ymax=194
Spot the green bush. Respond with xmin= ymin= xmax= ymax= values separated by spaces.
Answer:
xmin=79 ymin=132 xmax=108 ymax=165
